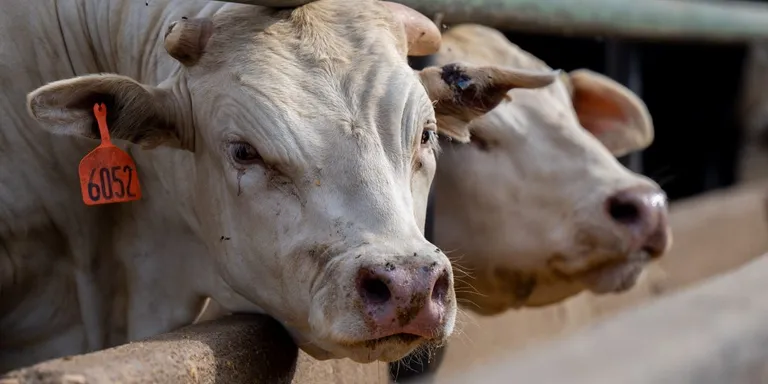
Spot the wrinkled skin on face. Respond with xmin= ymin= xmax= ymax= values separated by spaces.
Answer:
xmin=25 ymin=6 xmax=557 ymax=362
xmin=432 ymin=25 xmax=673 ymax=315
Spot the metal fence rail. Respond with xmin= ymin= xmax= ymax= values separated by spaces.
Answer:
xmin=397 ymin=0 xmax=768 ymax=42
xmin=226 ymin=0 xmax=768 ymax=42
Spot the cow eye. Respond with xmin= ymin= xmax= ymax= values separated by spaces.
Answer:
xmin=230 ymin=141 xmax=263 ymax=165
xmin=421 ymin=129 xmax=436 ymax=145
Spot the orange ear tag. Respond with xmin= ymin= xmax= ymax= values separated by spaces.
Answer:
xmin=78 ymin=103 xmax=142 ymax=206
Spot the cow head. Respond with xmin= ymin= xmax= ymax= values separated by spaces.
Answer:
xmin=432 ymin=25 xmax=672 ymax=315
xmin=25 ymin=4 xmax=555 ymax=362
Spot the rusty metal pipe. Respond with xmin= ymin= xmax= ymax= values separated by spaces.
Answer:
xmin=385 ymin=0 xmax=768 ymax=43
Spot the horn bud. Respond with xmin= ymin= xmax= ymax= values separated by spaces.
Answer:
xmin=381 ymin=2 xmax=441 ymax=57
xmin=164 ymin=17 xmax=214 ymax=66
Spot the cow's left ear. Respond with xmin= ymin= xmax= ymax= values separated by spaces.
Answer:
xmin=568 ymin=69 xmax=654 ymax=157
xmin=418 ymin=62 xmax=558 ymax=143
xmin=27 ymin=74 xmax=191 ymax=151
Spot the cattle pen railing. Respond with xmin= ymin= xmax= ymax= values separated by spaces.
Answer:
xmin=238 ymin=0 xmax=768 ymax=43
xmin=5 ymin=0 xmax=768 ymax=383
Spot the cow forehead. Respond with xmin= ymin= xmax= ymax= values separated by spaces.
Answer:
xmin=216 ymin=67 xmax=433 ymax=168
xmin=189 ymin=1 xmax=433 ymax=131
xmin=225 ymin=52 xmax=430 ymax=119
xmin=182 ymin=14 xmax=434 ymax=168
xmin=202 ymin=1 xmax=406 ymax=70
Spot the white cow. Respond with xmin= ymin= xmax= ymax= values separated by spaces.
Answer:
xmin=0 ymin=1 xmax=557 ymax=371
xmin=431 ymin=25 xmax=673 ymax=315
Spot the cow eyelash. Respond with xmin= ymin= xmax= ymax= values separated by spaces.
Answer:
xmin=229 ymin=141 xmax=264 ymax=165
xmin=421 ymin=130 xmax=436 ymax=145
xmin=421 ymin=122 xmax=438 ymax=146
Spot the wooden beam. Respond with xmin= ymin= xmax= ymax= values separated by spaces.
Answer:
xmin=0 ymin=315 xmax=298 ymax=384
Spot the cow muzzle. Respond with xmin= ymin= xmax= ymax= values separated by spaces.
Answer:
xmin=308 ymin=243 xmax=456 ymax=362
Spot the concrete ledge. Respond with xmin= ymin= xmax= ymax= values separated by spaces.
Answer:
xmin=0 ymin=315 xmax=298 ymax=384
xmin=438 ymin=180 xmax=768 ymax=376
xmin=190 ymin=302 xmax=388 ymax=384
xmin=436 ymin=252 xmax=768 ymax=384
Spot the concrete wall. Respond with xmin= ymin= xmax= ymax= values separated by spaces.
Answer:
xmin=434 ymin=252 xmax=768 ymax=384
xmin=436 ymin=180 xmax=768 ymax=377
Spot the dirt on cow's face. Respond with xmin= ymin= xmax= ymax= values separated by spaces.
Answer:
xmin=168 ymin=1 xmax=458 ymax=364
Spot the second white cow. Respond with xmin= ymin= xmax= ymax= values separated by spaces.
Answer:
xmin=432 ymin=25 xmax=673 ymax=315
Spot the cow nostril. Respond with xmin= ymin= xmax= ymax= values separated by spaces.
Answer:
xmin=432 ymin=270 xmax=450 ymax=303
xmin=607 ymin=197 xmax=641 ymax=225
xmin=359 ymin=276 xmax=391 ymax=305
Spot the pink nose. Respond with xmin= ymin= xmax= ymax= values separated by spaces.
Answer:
xmin=605 ymin=185 xmax=671 ymax=257
xmin=356 ymin=261 xmax=451 ymax=340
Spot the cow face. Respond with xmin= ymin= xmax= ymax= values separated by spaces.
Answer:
xmin=432 ymin=25 xmax=672 ymax=315
xmin=25 ymin=4 xmax=556 ymax=362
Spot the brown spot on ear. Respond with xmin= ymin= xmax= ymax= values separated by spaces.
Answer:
xmin=439 ymin=63 xmax=508 ymax=112
xmin=436 ymin=63 xmax=557 ymax=120
xmin=420 ymin=63 xmax=556 ymax=142
xmin=440 ymin=63 xmax=471 ymax=90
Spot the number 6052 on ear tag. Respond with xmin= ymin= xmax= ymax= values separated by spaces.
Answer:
xmin=78 ymin=103 xmax=142 ymax=206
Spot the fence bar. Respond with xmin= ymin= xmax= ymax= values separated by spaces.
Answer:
xmin=429 ymin=251 xmax=768 ymax=384
xmin=0 ymin=315 xmax=298 ymax=384
xmin=606 ymin=39 xmax=646 ymax=173
xmin=390 ymin=0 xmax=768 ymax=43
xmin=212 ymin=0 xmax=768 ymax=42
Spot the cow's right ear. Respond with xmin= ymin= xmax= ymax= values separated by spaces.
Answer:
xmin=418 ymin=62 xmax=558 ymax=142
xmin=27 ymin=74 xmax=190 ymax=151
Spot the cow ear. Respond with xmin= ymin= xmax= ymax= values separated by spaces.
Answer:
xmin=569 ymin=69 xmax=654 ymax=157
xmin=418 ymin=62 xmax=558 ymax=143
xmin=27 ymin=74 xmax=190 ymax=151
